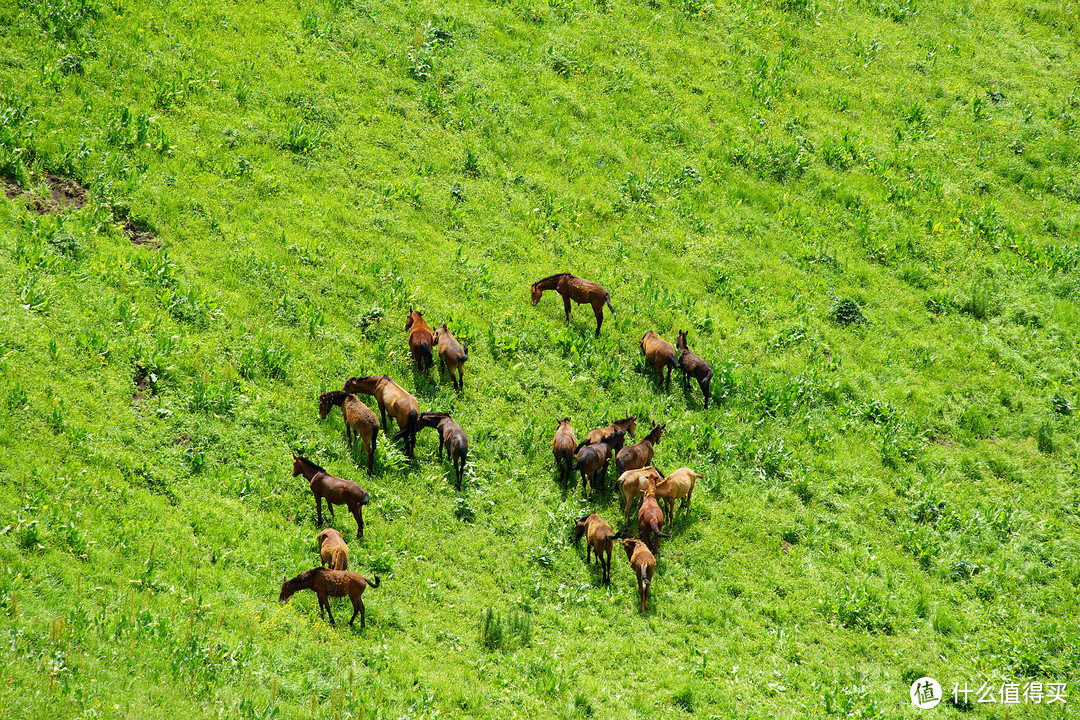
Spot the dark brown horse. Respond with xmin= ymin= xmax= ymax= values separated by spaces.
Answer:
xmin=416 ymin=412 xmax=469 ymax=490
xmin=343 ymin=375 xmax=419 ymax=458
xmin=640 ymin=331 xmax=679 ymax=390
xmin=404 ymin=309 xmax=435 ymax=372
xmin=552 ymin=417 xmax=577 ymax=486
xmin=279 ymin=567 xmax=380 ymax=627
xmin=292 ymin=455 xmax=371 ymax=538
xmin=675 ymin=330 xmax=713 ymax=409
xmin=531 ymin=273 xmax=614 ymax=337
xmin=615 ymin=423 xmax=663 ymax=477
xmin=433 ymin=324 xmax=468 ymax=392
xmin=319 ymin=391 xmax=380 ymax=475
xmin=578 ymin=415 xmax=636 ymax=450
xmin=573 ymin=429 xmax=625 ymax=494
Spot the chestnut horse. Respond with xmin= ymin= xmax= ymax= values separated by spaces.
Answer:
xmin=343 ymin=375 xmax=419 ymax=458
xmin=531 ymin=273 xmax=614 ymax=337
xmin=552 ymin=417 xmax=577 ymax=486
xmin=279 ymin=567 xmax=380 ymax=627
xmin=615 ymin=423 xmax=663 ymax=477
xmin=292 ymin=455 xmax=370 ymax=538
xmin=319 ymin=391 xmax=380 ymax=475
xmin=578 ymin=415 xmax=636 ymax=450
xmin=639 ymin=331 xmax=679 ymax=391
xmin=433 ymin=323 xmax=468 ymax=391
xmin=404 ymin=309 xmax=434 ymax=372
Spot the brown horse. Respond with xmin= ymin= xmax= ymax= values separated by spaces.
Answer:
xmin=615 ymin=423 xmax=663 ymax=477
xmin=279 ymin=567 xmax=380 ymax=627
xmin=620 ymin=538 xmax=655 ymax=613
xmin=343 ymin=375 xmax=419 ymax=458
xmin=574 ymin=512 xmax=615 ymax=585
xmin=639 ymin=331 xmax=679 ymax=390
xmin=552 ymin=418 xmax=578 ymax=486
xmin=531 ymin=273 xmax=614 ymax=337
xmin=675 ymin=330 xmax=713 ymax=409
xmin=433 ymin=324 xmax=468 ymax=392
xmin=416 ymin=412 xmax=469 ymax=490
xmin=292 ymin=455 xmax=371 ymax=538
xmin=573 ymin=429 xmax=625 ymax=494
xmin=578 ymin=415 xmax=637 ymax=450
xmin=615 ymin=466 xmax=666 ymax=526
xmin=404 ymin=309 xmax=435 ymax=372
xmin=319 ymin=391 xmax=380 ymax=475
xmin=317 ymin=528 xmax=349 ymax=571
xmin=638 ymin=478 xmax=670 ymax=555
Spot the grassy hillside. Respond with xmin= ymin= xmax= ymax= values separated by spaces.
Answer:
xmin=1 ymin=0 xmax=1078 ymax=717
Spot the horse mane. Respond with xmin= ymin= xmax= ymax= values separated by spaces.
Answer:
xmin=644 ymin=424 xmax=663 ymax=442
xmin=613 ymin=415 xmax=636 ymax=426
xmin=296 ymin=455 xmax=326 ymax=474
xmin=533 ymin=272 xmax=573 ymax=285
xmin=320 ymin=390 xmax=348 ymax=404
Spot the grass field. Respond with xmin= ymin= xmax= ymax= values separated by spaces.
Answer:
xmin=1 ymin=0 xmax=1078 ymax=717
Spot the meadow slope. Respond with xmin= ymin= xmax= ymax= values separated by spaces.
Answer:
xmin=1 ymin=0 xmax=1078 ymax=717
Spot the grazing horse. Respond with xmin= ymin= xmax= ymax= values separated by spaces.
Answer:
xmin=620 ymin=538 xmax=655 ymax=613
xmin=343 ymin=376 xmax=419 ymax=458
xmin=319 ymin=391 xmax=380 ymax=475
xmin=317 ymin=528 xmax=349 ymax=571
xmin=638 ymin=478 xmax=670 ymax=555
xmin=615 ymin=466 xmax=666 ymax=526
xmin=530 ymin=273 xmax=614 ymax=337
xmin=615 ymin=423 xmax=664 ymax=477
xmin=404 ymin=309 xmax=435 ymax=372
xmin=675 ymin=330 xmax=713 ymax=409
xmin=279 ymin=567 xmax=380 ymax=627
xmin=416 ymin=412 xmax=469 ymax=490
xmin=292 ymin=455 xmax=371 ymax=538
xmin=578 ymin=415 xmax=636 ymax=450
xmin=433 ymin=324 xmax=468 ymax=392
xmin=573 ymin=430 xmax=625 ymax=494
xmin=552 ymin=418 xmax=578 ymax=487
xmin=639 ymin=331 xmax=679 ymax=391
xmin=574 ymin=512 xmax=615 ymax=585
xmin=654 ymin=467 xmax=702 ymax=520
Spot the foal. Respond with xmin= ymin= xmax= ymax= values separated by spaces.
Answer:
xmin=279 ymin=567 xmax=380 ymax=627
xmin=615 ymin=423 xmax=663 ymax=477
xmin=417 ymin=412 xmax=469 ymax=490
xmin=343 ymin=375 xmax=419 ymax=458
xmin=317 ymin=528 xmax=349 ymax=571
xmin=292 ymin=455 xmax=371 ymax=538
xmin=433 ymin=324 xmax=468 ymax=392
xmin=552 ymin=418 xmax=578 ymax=487
xmin=319 ymin=391 xmax=380 ymax=475
xmin=404 ymin=309 xmax=435 ymax=372
xmin=639 ymin=331 xmax=679 ymax=391
xmin=675 ymin=330 xmax=713 ymax=409
xmin=530 ymin=273 xmax=614 ymax=337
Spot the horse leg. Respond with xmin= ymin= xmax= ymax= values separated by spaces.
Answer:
xmin=592 ymin=303 xmax=603 ymax=337
xmin=457 ymin=366 xmax=464 ymax=392
xmin=701 ymin=376 xmax=711 ymax=409
xmin=352 ymin=505 xmax=363 ymax=539
xmin=563 ymin=293 xmax=572 ymax=322
xmin=315 ymin=494 xmax=324 ymax=525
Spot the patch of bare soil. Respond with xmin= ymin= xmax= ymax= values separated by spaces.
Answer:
xmin=2 ymin=174 xmax=89 ymax=214
xmin=122 ymin=216 xmax=160 ymax=247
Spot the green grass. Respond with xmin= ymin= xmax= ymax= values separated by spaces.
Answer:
xmin=1 ymin=0 xmax=1079 ymax=717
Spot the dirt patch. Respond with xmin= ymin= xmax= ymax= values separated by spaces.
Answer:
xmin=2 ymin=174 xmax=89 ymax=214
xmin=123 ymin=218 xmax=160 ymax=247
xmin=929 ymin=435 xmax=954 ymax=447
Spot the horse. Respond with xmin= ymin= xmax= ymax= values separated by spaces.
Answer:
xmin=638 ymin=477 xmax=670 ymax=555
xmin=343 ymin=375 xmax=419 ymax=458
xmin=574 ymin=512 xmax=615 ymax=585
xmin=279 ymin=567 xmax=380 ymax=627
xmin=292 ymin=455 xmax=371 ymax=538
xmin=675 ymin=330 xmax=713 ymax=409
xmin=416 ymin=412 xmax=469 ymax=490
xmin=552 ymin=418 xmax=578 ymax=487
xmin=433 ymin=324 xmax=468 ymax=392
xmin=578 ymin=415 xmax=636 ymax=450
xmin=317 ymin=528 xmax=349 ymax=571
xmin=615 ymin=423 xmax=663 ymax=477
xmin=620 ymin=538 xmax=655 ymax=613
xmin=404 ymin=309 xmax=434 ymax=372
xmin=573 ymin=430 xmax=625 ymax=494
xmin=615 ymin=466 xmax=666 ymax=527
xmin=319 ymin=391 xmax=380 ymax=475
xmin=639 ymin=331 xmax=679 ymax=391
xmin=530 ymin=273 xmax=614 ymax=337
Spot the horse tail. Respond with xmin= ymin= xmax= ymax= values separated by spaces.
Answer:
xmin=560 ymin=447 xmax=572 ymax=467
xmin=407 ymin=409 xmax=418 ymax=452
xmin=365 ymin=576 xmax=381 ymax=589
xmin=573 ymin=454 xmax=586 ymax=471
xmin=420 ymin=342 xmax=433 ymax=369
xmin=639 ymin=565 xmax=649 ymax=585
xmin=667 ymin=353 xmax=680 ymax=370
xmin=605 ymin=294 xmax=615 ymax=315
xmin=461 ymin=344 xmax=469 ymax=361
